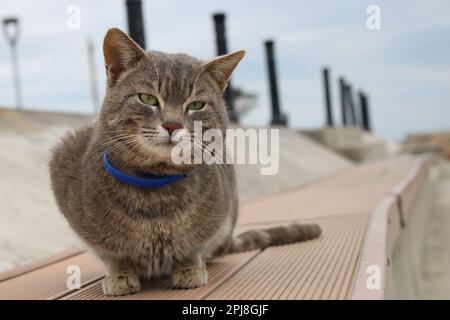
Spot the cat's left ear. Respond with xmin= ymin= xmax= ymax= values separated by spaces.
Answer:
xmin=200 ymin=50 xmax=246 ymax=92
xmin=103 ymin=28 xmax=146 ymax=84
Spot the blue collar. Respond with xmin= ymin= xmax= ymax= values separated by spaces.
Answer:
xmin=103 ymin=153 xmax=185 ymax=188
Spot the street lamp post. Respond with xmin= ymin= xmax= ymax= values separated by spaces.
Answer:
xmin=87 ymin=40 xmax=100 ymax=114
xmin=3 ymin=17 xmax=22 ymax=109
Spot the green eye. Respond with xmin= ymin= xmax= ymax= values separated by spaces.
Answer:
xmin=138 ymin=94 xmax=159 ymax=106
xmin=187 ymin=101 xmax=205 ymax=111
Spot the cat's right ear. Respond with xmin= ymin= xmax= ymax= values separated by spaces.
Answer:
xmin=103 ymin=28 xmax=146 ymax=84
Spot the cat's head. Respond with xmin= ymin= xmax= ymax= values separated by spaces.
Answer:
xmin=98 ymin=28 xmax=245 ymax=172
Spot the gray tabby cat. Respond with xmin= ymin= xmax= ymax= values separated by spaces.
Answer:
xmin=49 ymin=28 xmax=321 ymax=296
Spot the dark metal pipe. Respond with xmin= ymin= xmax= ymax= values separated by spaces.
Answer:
xmin=265 ymin=40 xmax=287 ymax=126
xmin=359 ymin=92 xmax=371 ymax=131
xmin=213 ymin=13 xmax=227 ymax=55
xmin=322 ymin=67 xmax=334 ymax=127
xmin=213 ymin=13 xmax=238 ymax=123
xmin=126 ymin=0 xmax=146 ymax=49
xmin=345 ymin=83 xmax=357 ymax=126
xmin=339 ymin=77 xmax=348 ymax=126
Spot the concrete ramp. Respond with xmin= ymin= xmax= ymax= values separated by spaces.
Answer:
xmin=236 ymin=128 xmax=353 ymax=202
xmin=302 ymin=127 xmax=400 ymax=162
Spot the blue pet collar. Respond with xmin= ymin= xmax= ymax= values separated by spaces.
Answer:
xmin=103 ymin=153 xmax=185 ymax=188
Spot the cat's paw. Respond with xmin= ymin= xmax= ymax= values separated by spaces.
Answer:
xmin=171 ymin=266 xmax=208 ymax=289
xmin=102 ymin=273 xmax=141 ymax=296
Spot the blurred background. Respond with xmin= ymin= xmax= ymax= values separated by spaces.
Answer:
xmin=1 ymin=0 xmax=450 ymax=140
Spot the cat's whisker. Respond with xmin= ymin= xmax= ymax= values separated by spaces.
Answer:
xmin=99 ymin=135 xmax=138 ymax=163
xmin=101 ymin=138 xmax=133 ymax=153
xmin=101 ymin=132 xmax=136 ymax=142
xmin=192 ymin=140 xmax=226 ymax=171
xmin=195 ymin=140 xmax=228 ymax=177
xmin=109 ymin=138 xmax=138 ymax=163
xmin=101 ymin=138 xmax=135 ymax=155
xmin=113 ymin=139 xmax=143 ymax=171
xmin=102 ymin=136 xmax=134 ymax=147
xmin=186 ymin=136 xmax=226 ymax=158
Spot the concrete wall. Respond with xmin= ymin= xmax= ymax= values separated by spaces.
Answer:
xmin=390 ymin=167 xmax=437 ymax=299
xmin=302 ymin=127 xmax=391 ymax=162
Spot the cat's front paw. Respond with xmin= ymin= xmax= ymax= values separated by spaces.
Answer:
xmin=172 ymin=266 xmax=208 ymax=289
xmin=102 ymin=273 xmax=141 ymax=296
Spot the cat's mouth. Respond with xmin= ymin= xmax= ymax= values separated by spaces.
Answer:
xmin=155 ymin=140 xmax=178 ymax=147
xmin=146 ymin=140 xmax=175 ymax=149
xmin=155 ymin=137 xmax=183 ymax=146
xmin=155 ymin=134 xmax=189 ymax=146
xmin=137 ymin=135 xmax=179 ymax=156
xmin=153 ymin=139 xmax=175 ymax=146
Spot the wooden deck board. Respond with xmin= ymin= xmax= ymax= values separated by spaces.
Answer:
xmin=206 ymin=215 xmax=368 ymax=300
xmin=0 ymin=247 xmax=83 ymax=282
xmin=0 ymin=155 xmax=431 ymax=300
xmin=238 ymin=156 xmax=419 ymax=225
xmin=0 ymin=251 xmax=105 ymax=300
xmin=62 ymin=251 xmax=259 ymax=300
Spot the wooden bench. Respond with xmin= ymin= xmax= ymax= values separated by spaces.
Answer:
xmin=0 ymin=155 xmax=432 ymax=300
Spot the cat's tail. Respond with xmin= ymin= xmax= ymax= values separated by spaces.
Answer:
xmin=225 ymin=223 xmax=322 ymax=254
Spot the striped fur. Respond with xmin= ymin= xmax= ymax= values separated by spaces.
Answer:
xmin=225 ymin=223 xmax=322 ymax=254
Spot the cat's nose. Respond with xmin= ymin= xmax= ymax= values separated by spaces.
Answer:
xmin=162 ymin=122 xmax=183 ymax=135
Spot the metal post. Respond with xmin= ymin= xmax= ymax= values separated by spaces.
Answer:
xmin=213 ymin=13 xmax=238 ymax=123
xmin=339 ymin=77 xmax=347 ymax=126
xmin=87 ymin=40 xmax=100 ymax=114
xmin=126 ymin=0 xmax=146 ymax=49
xmin=213 ymin=13 xmax=227 ymax=56
xmin=345 ymin=83 xmax=357 ymax=126
xmin=359 ymin=91 xmax=371 ymax=131
xmin=3 ymin=17 xmax=22 ymax=109
xmin=265 ymin=40 xmax=287 ymax=126
xmin=10 ymin=40 xmax=21 ymax=108
xmin=322 ymin=67 xmax=334 ymax=127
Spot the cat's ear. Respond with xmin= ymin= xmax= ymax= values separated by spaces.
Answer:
xmin=103 ymin=28 xmax=146 ymax=83
xmin=200 ymin=50 xmax=246 ymax=92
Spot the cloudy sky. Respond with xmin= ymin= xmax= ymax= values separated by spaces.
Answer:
xmin=1 ymin=0 xmax=449 ymax=140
